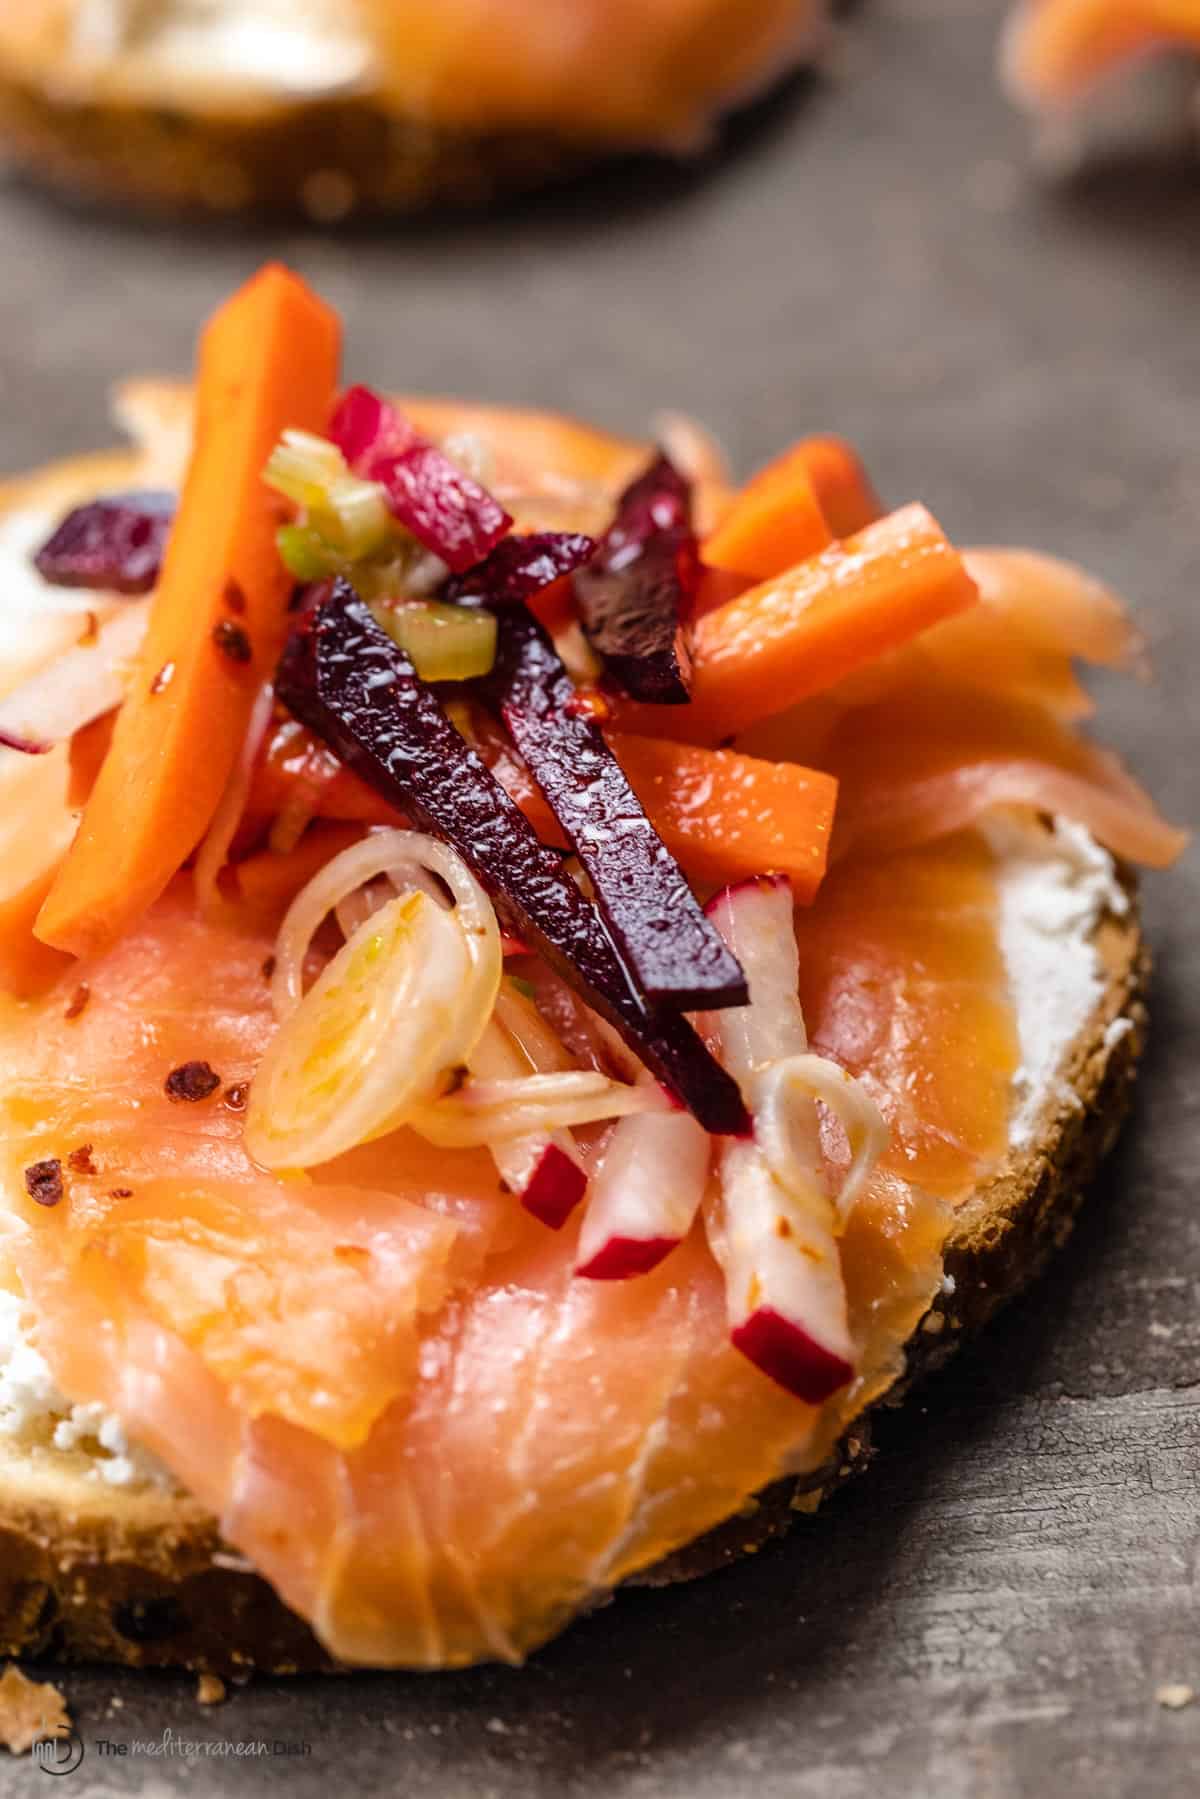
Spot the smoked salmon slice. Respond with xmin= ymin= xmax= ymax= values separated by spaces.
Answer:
xmin=1 ymin=861 xmax=946 ymax=1667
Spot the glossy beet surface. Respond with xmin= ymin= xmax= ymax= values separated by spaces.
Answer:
xmin=573 ymin=453 xmax=698 ymax=703
xmin=478 ymin=607 xmax=747 ymax=1009
xmin=275 ymin=581 xmax=749 ymax=1134
xmin=33 ymin=491 xmax=175 ymax=594
xmin=443 ymin=532 xmax=596 ymax=607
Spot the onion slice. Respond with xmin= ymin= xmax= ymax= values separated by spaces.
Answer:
xmin=247 ymin=829 xmax=502 ymax=1168
xmin=467 ymin=1011 xmax=587 ymax=1229
xmin=0 ymin=600 xmax=148 ymax=752
xmin=409 ymin=1070 xmax=669 ymax=1149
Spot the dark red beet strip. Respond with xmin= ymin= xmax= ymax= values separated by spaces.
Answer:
xmin=443 ymin=532 xmax=596 ymax=608
xmin=477 ymin=607 xmax=747 ymax=1010
xmin=573 ymin=453 xmax=698 ymax=704
xmin=34 ymin=492 xmax=175 ymax=595
xmin=276 ymin=580 xmax=748 ymax=1135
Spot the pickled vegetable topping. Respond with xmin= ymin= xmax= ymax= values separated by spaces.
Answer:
xmin=573 ymin=452 xmax=698 ymax=703
xmin=276 ymin=579 xmax=749 ymax=1135
xmin=34 ymin=492 xmax=175 ymax=595
xmin=443 ymin=532 xmax=596 ymax=608
xmin=329 ymin=384 xmax=512 ymax=573
xmin=477 ymin=605 xmax=747 ymax=1010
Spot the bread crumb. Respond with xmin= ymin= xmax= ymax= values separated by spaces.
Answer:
xmin=0 ymin=1663 xmax=72 ymax=1754
xmin=1156 ymin=1683 xmax=1194 ymax=1711
xmin=196 ymin=1674 xmax=227 ymax=1706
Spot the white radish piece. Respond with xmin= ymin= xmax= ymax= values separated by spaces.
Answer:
xmin=468 ymin=1010 xmax=587 ymax=1230
xmin=575 ymin=1099 xmax=711 ymax=1280
xmin=703 ymin=875 xmax=888 ymax=1404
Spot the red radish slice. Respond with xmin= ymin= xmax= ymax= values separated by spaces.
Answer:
xmin=704 ymin=873 xmax=864 ymax=1403
xmin=575 ymin=1101 xmax=710 ymax=1279
xmin=0 ymin=602 xmax=148 ymax=753
xmin=714 ymin=1140 xmax=854 ymax=1404
xmin=468 ymin=1011 xmax=587 ymax=1230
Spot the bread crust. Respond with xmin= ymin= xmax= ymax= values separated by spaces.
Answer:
xmin=0 ymin=893 xmax=1148 ymax=1672
xmin=0 ymin=1 xmax=815 ymax=218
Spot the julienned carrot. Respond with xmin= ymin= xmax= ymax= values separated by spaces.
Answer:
xmin=250 ymin=721 xmax=836 ymax=899
xmin=703 ymin=454 xmax=833 ymax=581
xmin=612 ymin=505 xmax=979 ymax=746
xmin=789 ymin=436 xmax=883 ymax=538
xmin=606 ymin=735 xmax=837 ymax=900
xmin=36 ymin=266 xmax=341 ymax=959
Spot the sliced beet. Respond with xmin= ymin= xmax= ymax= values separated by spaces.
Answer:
xmin=276 ymin=580 xmax=748 ymax=1135
xmin=33 ymin=491 xmax=175 ymax=595
xmin=443 ymin=532 xmax=595 ymax=608
xmin=477 ymin=607 xmax=746 ymax=1010
xmin=374 ymin=443 xmax=512 ymax=574
xmin=328 ymin=385 xmax=416 ymax=474
xmin=573 ymin=453 xmax=698 ymax=704
xmin=328 ymin=383 xmax=512 ymax=574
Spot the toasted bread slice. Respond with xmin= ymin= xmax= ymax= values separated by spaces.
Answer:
xmin=0 ymin=1 xmax=818 ymax=218
xmin=0 ymin=406 xmax=1149 ymax=1672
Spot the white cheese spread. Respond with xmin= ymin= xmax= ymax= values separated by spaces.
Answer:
xmin=0 ymin=1291 xmax=172 ymax=1489
xmin=987 ymin=815 xmax=1129 ymax=1147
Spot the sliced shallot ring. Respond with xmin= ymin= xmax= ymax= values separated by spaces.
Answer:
xmin=409 ymin=1071 xmax=671 ymax=1149
xmin=270 ymin=828 xmax=493 ymax=1021
xmin=0 ymin=600 xmax=148 ymax=752
xmin=750 ymin=1054 xmax=889 ymax=1230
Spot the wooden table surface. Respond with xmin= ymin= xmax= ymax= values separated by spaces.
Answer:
xmin=0 ymin=0 xmax=1196 ymax=1792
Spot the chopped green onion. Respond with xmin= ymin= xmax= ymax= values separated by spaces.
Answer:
xmin=309 ymin=475 xmax=391 ymax=560
xmin=264 ymin=429 xmax=348 ymax=510
xmin=374 ymin=600 xmax=497 ymax=683
xmin=276 ymin=523 xmax=347 ymax=582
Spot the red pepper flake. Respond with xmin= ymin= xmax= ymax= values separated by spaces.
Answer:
xmin=64 ymin=982 xmax=90 ymax=1021
xmin=222 ymin=1082 xmax=249 ymax=1113
xmin=165 ymin=1060 xmax=221 ymax=1103
xmin=108 ymin=1187 xmax=133 ymax=1199
xmin=79 ymin=610 xmax=99 ymax=646
xmin=223 ymin=577 xmax=247 ymax=615
xmin=212 ymin=619 xmax=252 ymax=665
xmin=24 ymin=1159 xmax=63 ymax=1207
xmin=67 ymin=1143 xmax=96 ymax=1175
xmin=150 ymin=661 xmax=176 ymax=696
xmin=261 ymin=955 xmax=276 ymax=981
xmin=442 ymin=1064 xmax=470 ymax=1096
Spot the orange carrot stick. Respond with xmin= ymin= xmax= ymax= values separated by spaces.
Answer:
xmin=36 ymin=266 xmax=340 ymax=959
xmin=789 ymin=436 xmax=883 ymax=538
xmin=703 ymin=456 xmax=833 ymax=581
xmin=251 ymin=720 xmax=836 ymax=900
xmin=613 ymin=504 xmax=979 ymax=745
xmin=607 ymin=734 xmax=837 ymax=900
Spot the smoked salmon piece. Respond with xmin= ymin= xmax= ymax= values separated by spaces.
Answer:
xmin=1 ymin=860 xmax=947 ymax=1667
